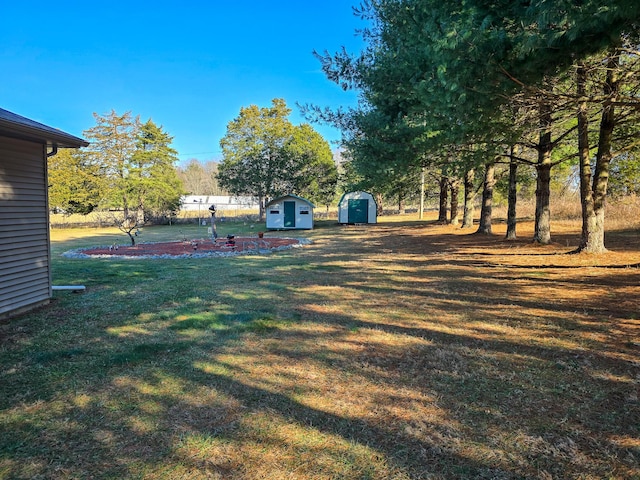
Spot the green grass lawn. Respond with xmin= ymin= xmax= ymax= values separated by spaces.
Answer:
xmin=1 ymin=218 xmax=639 ymax=479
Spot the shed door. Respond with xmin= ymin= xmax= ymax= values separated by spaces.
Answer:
xmin=284 ymin=201 xmax=296 ymax=228
xmin=348 ymin=199 xmax=368 ymax=224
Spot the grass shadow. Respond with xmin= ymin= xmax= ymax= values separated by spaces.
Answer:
xmin=1 ymin=219 xmax=638 ymax=479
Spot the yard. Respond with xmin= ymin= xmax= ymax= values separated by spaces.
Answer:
xmin=1 ymin=215 xmax=639 ymax=479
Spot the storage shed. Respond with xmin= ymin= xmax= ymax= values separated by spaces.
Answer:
xmin=338 ymin=191 xmax=377 ymax=224
xmin=0 ymin=108 xmax=88 ymax=319
xmin=265 ymin=195 xmax=314 ymax=230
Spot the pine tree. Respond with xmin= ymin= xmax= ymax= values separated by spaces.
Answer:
xmin=83 ymin=110 xmax=139 ymax=219
xmin=48 ymin=148 xmax=103 ymax=214
xmin=131 ymin=119 xmax=184 ymax=222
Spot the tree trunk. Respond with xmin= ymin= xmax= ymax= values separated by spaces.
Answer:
xmin=398 ymin=194 xmax=405 ymax=214
xmin=533 ymin=102 xmax=553 ymax=244
xmin=123 ymin=200 xmax=130 ymax=225
xmin=419 ymin=167 xmax=425 ymax=220
xmin=476 ymin=162 xmax=495 ymax=235
xmin=438 ymin=175 xmax=448 ymax=223
xmin=376 ymin=193 xmax=384 ymax=215
xmin=258 ymin=195 xmax=265 ymax=222
xmin=462 ymin=168 xmax=475 ymax=229
xmin=506 ymin=146 xmax=518 ymax=240
xmin=136 ymin=200 xmax=145 ymax=225
xmin=449 ymin=179 xmax=459 ymax=226
xmin=588 ymin=52 xmax=619 ymax=253
xmin=576 ymin=62 xmax=598 ymax=253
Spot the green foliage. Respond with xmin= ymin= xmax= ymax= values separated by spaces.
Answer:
xmin=314 ymin=0 xmax=640 ymax=247
xmin=79 ymin=111 xmax=183 ymax=223
xmin=48 ymin=149 xmax=103 ymax=214
xmin=131 ymin=119 xmax=184 ymax=220
xmin=494 ymin=162 xmax=536 ymax=201
xmin=286 ymin=123 xmax=337 ymax=208
xmin=610 ymin=152 xmax=640 ymax=197
xmin=340 ymin=109 xmax=430 ymax=203
xmin=218 ymin=99 xmax=337 ymax=217
xmin=83 ymin=110 xmax=139 ymax=215
xmin=218 ymin=98 xmax=296 ymax=210
xmin=320 ymin=0 xmax=640 ymax=166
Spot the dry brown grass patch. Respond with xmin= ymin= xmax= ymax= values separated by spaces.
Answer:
xmin=1 ymin=215 xmax=638 ymax=479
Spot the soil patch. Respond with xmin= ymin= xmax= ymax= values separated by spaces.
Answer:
xmin=65 ymin=236 xmax=306 ymax=258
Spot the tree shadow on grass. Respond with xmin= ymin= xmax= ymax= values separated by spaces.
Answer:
xmin=0 ymin=321 xmax=522 ymax=479
xmin=2 ymin=220 xmax=639 ymax=479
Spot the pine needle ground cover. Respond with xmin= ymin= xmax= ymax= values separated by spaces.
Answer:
xmin=1 ymin=218 xmax=638 ymax=479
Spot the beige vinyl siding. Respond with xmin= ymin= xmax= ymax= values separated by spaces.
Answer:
xmin=0 ymin=136 xmax=51 ymax=317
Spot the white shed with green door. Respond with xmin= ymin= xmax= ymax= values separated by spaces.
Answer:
xmin=338 ymin=191 xmax=377 ymax=224
xmin=265 ymin=195 xmax=314 ymax=230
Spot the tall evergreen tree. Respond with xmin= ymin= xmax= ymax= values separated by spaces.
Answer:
xmin=317 ymin=0 xmax=640 ymax=251
xmin=83 ymin=110 xmax=139 ymax=219
xmin=82 ymin=110 xmax=183 ymax=232
xmin=131 ymin=119 xmax=184 ymax=221
xmin=48 ymin=148 xmax=103 ymax=215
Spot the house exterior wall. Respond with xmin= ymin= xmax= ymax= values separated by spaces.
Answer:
xmin=0 ymin=137 xmax=51 ymax=318
xmin=266 ymin=196 xmax=314 ymax=230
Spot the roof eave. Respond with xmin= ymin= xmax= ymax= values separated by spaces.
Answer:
xmin=266 ymin=194 xmax=315 ymax=208
xmin=0 ymin=121 xmax=88 ymax=148
xmin=0 ymin=109 xmax=88 ymax=148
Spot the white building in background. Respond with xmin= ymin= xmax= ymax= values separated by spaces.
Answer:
xmin=180 ymin=195 xmax=259 ymax=212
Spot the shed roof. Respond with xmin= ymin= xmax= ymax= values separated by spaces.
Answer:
xmin=266 ymin=194 xmax=315 ymax=208
xmin=0 ymin=108 xmax=88 ymax=148
xmin=338 ymin=191 xmax=376 ymax=205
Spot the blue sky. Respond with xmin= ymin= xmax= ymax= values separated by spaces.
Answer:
xmin=0 ymin=1 xmax=366 ymax=163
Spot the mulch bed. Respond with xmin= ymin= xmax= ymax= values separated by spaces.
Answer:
xmin=67 ymin=237 xmax=305 ymax=258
